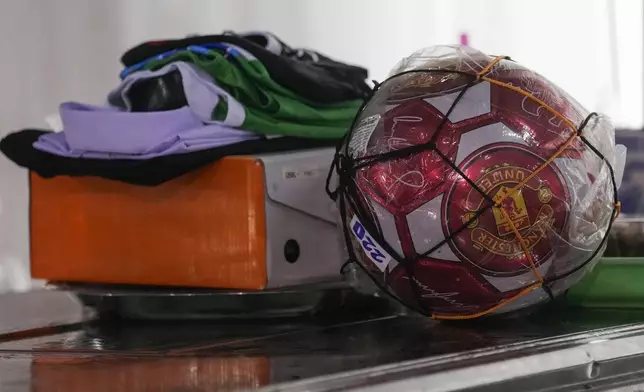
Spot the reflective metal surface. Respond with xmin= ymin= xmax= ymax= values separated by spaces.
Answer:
xmin=53 ymin=281 xmax=360 ymax=320
xmin=3 ymin=290 xmax=644 ymax=391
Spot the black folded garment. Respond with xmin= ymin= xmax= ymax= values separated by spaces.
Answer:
xmin=0 ymin=130 xmax=337 ymax=186
xmin=127 ymin=70 xmax=187 ymax=112
xmin=121 ymin=31 xmax=371 ymax=104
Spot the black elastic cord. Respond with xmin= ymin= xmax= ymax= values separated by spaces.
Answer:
xmin=326 ymin=64 xmax=619 ymax=318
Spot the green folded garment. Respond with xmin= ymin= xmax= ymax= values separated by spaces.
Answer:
xmin=143 ymin=48 xmax=363 ymax=139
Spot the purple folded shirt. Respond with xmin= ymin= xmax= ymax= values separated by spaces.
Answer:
xmin=34 ymin=102 xmax=259 ymax=160
xmin=33 ymin=61 xmax=260 ymax=160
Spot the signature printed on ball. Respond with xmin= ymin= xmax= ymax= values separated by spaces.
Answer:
xmin=350 ymin=215 xmax=392 ymax=272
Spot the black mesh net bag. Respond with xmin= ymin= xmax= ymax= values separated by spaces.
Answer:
xmin=327 ymin=45 xmax=624 ymax=320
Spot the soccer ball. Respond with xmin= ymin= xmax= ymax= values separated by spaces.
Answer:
xmin=337 ymin=46 xmax=617 ymax=318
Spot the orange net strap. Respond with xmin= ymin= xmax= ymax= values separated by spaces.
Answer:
xmin=432 ymin=283 xmax=543 ymax=320
xmin=431 ymin=55 xmax=619 ymax=320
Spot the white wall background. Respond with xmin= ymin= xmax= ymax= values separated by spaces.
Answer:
xmin=0 ymin=0 xmax=641 ymax=292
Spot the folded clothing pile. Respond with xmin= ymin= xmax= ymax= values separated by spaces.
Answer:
xmin=1 ymin=31 xmax=370 ymax=185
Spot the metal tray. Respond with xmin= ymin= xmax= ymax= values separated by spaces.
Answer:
xmin=50 ymin=279 xmax=400 ymax=320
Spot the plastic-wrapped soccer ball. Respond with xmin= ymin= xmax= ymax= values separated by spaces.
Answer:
xmin=331 ymin=46 xmax=619 ymax=319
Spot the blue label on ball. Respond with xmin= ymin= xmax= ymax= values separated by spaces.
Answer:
xmin=350 ymin=215 xmax=392 ymax=272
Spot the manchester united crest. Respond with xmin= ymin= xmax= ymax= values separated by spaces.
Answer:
xmin=444 ymin=143 xmax=571 ymax=276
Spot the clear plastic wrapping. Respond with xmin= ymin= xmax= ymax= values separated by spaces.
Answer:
xmin=606 ymin=131 xmax=644 ymax=258
xmin=330 ymin=45 xmax=622 ymax=319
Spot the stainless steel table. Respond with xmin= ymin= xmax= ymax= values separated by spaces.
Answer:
xmin=3 ymin=289 xmax=644 ymax=392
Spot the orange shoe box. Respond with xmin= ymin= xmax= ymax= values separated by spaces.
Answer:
xmin=29 ymin=148 xmax=344 ymax=290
